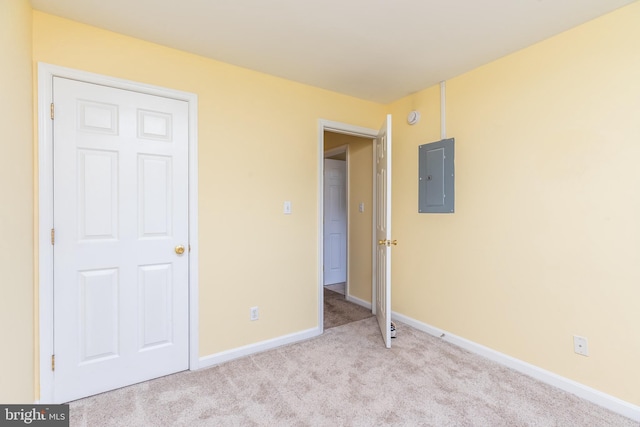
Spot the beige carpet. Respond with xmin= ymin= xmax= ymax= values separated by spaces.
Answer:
xmin=324 ymin=287 xmax=373 ymax=329
xmin=69 ymin=317 xmax=637 ymax=426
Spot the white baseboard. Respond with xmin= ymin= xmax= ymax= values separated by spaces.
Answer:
xmin=391 ymin=311 xmax=640 ymax=422
xmin=346 ymin=294 xmax=372 ymax=310
xmin=198 ymin=327 xmax=322 ymax=369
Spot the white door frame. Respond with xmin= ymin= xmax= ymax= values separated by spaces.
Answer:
xmin=317 ymin=120 xmax=377 ymax=332
xmin=324 ymin=145 xmax=348 ymax=159
xmin=37 ymin=63 xmax=199 ymax=403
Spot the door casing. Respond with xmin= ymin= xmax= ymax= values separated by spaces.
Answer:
xmin=37 ymin=63 xmax=200 ymax=403
xmin=317 ymin=120 xmax=378 ymax=332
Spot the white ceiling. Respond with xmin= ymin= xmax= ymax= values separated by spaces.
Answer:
xmin=30 ymin=0 xmax=635 ymax=104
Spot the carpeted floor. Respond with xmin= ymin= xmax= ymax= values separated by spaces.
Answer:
xmin=323 ymin=287 xmax=373 ymax=329
xmin=69 ymin=317 xmax=638 ymax=426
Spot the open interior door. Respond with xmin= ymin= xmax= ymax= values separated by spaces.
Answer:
xmin=375 ymin=114 xmax=393 ymax=348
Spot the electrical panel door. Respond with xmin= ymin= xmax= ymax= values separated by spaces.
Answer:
xmin=419 ymin=138 xmax=454 ymax=213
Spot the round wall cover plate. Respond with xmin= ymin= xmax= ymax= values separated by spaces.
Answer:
xmin=407 ymin=110 xmax=421 ymax=125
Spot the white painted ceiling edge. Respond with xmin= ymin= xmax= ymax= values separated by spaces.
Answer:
xmin=31 ymin=0 xmax=636 ymax=103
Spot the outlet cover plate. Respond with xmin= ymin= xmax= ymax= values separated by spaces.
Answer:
xmin=573 ymin=335 xmax=589 ymax=356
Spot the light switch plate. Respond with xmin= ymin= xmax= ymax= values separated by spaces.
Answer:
xmin=283 ymin=201 xmax=292 ymax=214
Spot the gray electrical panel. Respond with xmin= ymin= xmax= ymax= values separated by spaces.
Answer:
xmin=419 ymin=138 xmax=454 ymax=213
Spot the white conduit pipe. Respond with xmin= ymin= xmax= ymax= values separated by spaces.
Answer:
xmin=440 ymin=81 xmax=447 ymax=140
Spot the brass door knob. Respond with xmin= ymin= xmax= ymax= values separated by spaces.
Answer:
xmin=378 ymin=240 xmax=386 ymax=245
xmin=175 ymin=245 xmax=185 ymax=255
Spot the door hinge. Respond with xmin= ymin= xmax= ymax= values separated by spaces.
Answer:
xmin=50 ymin=103 xmax=54 ymax=120
xmin=51 ymin=354 xmax=55 ymax=372
xmin=51 ymin=228 xmax=55 ymax=245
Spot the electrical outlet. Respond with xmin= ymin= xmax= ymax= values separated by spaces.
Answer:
xmin=250 ymin=306 xmax=259 ymax=321
xmin=573 ymin=335 xmax=589 ymax=356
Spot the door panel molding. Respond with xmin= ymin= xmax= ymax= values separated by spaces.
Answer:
xmin=37 ymin=63 xmax=199 ymax=403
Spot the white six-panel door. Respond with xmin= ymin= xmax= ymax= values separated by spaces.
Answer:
xmin=375 ymin=115 xmax=392 ymax=348
xmin=323 ymin=159 xmax=347 ymax=285
xmin=52 ymin=77 xmax=189 ymax=402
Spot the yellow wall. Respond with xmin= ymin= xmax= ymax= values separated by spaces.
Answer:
xmin=5 ymin=1 xmax=636 ymax=408
xmin=389 ymin=2 xmax=640 ymax=405
xmin=31 ymin=12 xmax=385 ymax=364
xmin=324 ymin=133 xmax=373 ymax=302
xmin=0 ymin=0 xmax=34 ymax=403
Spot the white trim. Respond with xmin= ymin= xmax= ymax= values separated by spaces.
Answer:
xmin=346 ymin=295 xmax=372 ymax=310
xmin=317 ymin=120 xmax=378 ymax=334
xmin=37 ymin=63 xmax=55 ymax=405
xmin=199 ymin=327 xmax=322 ymax=368
xmin=324 ymin=144 xmax=348 ymax=159
xmin=391 ymin=311 xmax=640 ymax=422
xmin=320 ymin=120 xmax=379 ymax=138
xmin=37 ymin=63 xmax=199 ymax=403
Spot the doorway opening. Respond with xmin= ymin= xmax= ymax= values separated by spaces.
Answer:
xmin=323 ymin=140 xmax=372 ymax=329
xmin=323 ymin=144 xmax=348 ymax=291
xmin=318 ymin=121 xmax=377 ymax=332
